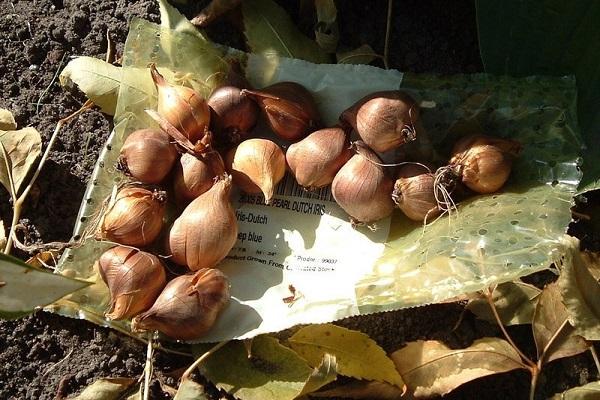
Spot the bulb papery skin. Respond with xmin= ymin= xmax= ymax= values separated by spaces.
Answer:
xmin=332 ymin=141 xmax=395 ymax=224
xmin=340 ymin=91 xmax=419 ymax=153
xmin=167 ymin=176 xmax=238 ymax=270
xmin=226 ymin=138 xmax=286 ymax=204
xmin=208 ymin=85 xmax=258 ymax=145
xmin=241 ymin=82 xmax=321 ymax=142
xmin=132 ymin=268 xmax=230 ymax=340
xmin=151 ymin=64 xmax=210 ymax=143
xmin=101 ymin=187 xmax=166 ymax=247
xmin=173 ymin=151 xmax=225 ymax=202
xmin=450 ymin=135 xmax=521 ymax=194
xmin=98 ymin=246 xmax=167 ymax=320
xmin=119 ymin=128 xmax=178 ymax=184
xmin=286 ymin=127 xmax=352 ymax=190
xmin=451 ymin=134 xmax=522 ymax=158
xmin=393 ymin=164 xmax=440 ymax=222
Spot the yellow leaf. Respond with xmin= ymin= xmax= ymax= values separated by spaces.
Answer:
xmin=198 ymin=335 xmax=333 ymax=400
xmin=288 ymin=324 xmax=404 ymax=388
xmin=59 ymin=56 xmax=120 ymax=115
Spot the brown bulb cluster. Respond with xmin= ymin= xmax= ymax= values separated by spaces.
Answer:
xmin=96 ymin=62 xmax=522 ymax=342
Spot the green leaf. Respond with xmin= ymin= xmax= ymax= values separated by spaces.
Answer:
xmin=242 ymin=0 xmax=330 ymax=63
xmin=532 ymin=282 xmax=588 ymax=365
xmin=559 ymin=236 xmax=600 ymax=340
xmin=69 ymin=377 xmax=135 ymax=400
xmin=336 ymin=44 xmax=379 ymax=65
xmin=552 ymin=381 xmax=600 ymax=400
xmin=59 ymin=56 xmax=121 ymax=115
xmin=467 ymin=281 xmax=541 ymax=326
xmin=313 ymin=380 xmax=404 ymax=399
xmin=0 ymin=125 xmax=42 ymax=194
xmin=0 ymin=109 xmax=16 ymax=131
xmin=475 ymin=1 xmax=600 ymax=193
xmin=174 ymin=378 xmax=210 ymax=400
xmin=199 ymin=335 xmax=329 ymax=400
xmin=391 ymin=338 xmax=526 ymax=397
xmin=288 ymin=324 xmax=404 ymax=388
xmin=0 ymin=253 xmax=90 ymax=319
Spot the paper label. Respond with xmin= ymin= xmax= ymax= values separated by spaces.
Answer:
xmin=206 ymin=172 xmax=391 ymax=340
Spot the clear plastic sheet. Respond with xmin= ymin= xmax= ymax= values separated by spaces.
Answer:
xmin=51 ymin=19 xmax=583 ymax=342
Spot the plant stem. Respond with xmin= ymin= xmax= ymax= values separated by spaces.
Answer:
xmin=181 ymin=341 xmax=229 ymax=382
xmin=143 ymin=333 xmax=154 ymax=400
xmin=4 ymin=203 xmax=20 ymax=254
xmin=529 ymin=366 xmax=539 ymax=400
xmin=485 ymin=288 xmax=536 ymax=367
xmin=4 ymin=101 xmax=92 ymax=255
xmin=383 ymin=0 xmax=393 ymax=69
xmin=589 ymin=345 xmax=600 ymax=375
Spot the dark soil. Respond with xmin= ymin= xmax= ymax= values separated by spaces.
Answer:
xmin=0 ymin=1 xmax=597 ymax=399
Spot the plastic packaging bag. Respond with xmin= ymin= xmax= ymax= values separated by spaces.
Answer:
xmin=52 ymin=19 xmax=582 ymax=342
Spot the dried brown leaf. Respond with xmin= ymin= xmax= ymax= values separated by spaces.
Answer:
xmin=191 ymin=0 xmax=241 ymax=27
xmin=69 ymin=377 xmax=135 ymax=400
xmin=314 ymin=0 xmax=338 ymax=53
xmin=533 ymin=282 xmax=588 ymax=365
xmin=0 ymin=126 xmax=42 ymax=195
xmin=580 ymin=251 xmax=600 ymax=282
xmin=551 ymin=380 xmax=600 ymax=399
xmin=559 ymin=237 xmax=600 ymax=341
xmin=174 ymin=378 xmax=210 ymax=400
xmin=313 ymin=380 xmax=404 ymax=399
xmin=0 ymin=109 xmax=17 ymax=131
xmin=467 ymin=281 xmax=541 ymax=326
xmin=0 ymin=220 xmax=6 ymax=251
xmin=391 ymin=338 xmax=526 ymax=397
xmin=336 ymin=44 xmax=379 ymax=65
xmin=26 ymin=250 xmax=60 ymax=270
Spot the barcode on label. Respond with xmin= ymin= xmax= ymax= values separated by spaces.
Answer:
xmin=275 ymin=172 xmax=335 ymax=202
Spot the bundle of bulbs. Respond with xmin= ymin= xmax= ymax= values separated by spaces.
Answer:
xmin=96 ymin=62 xmax=521 ymax=341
